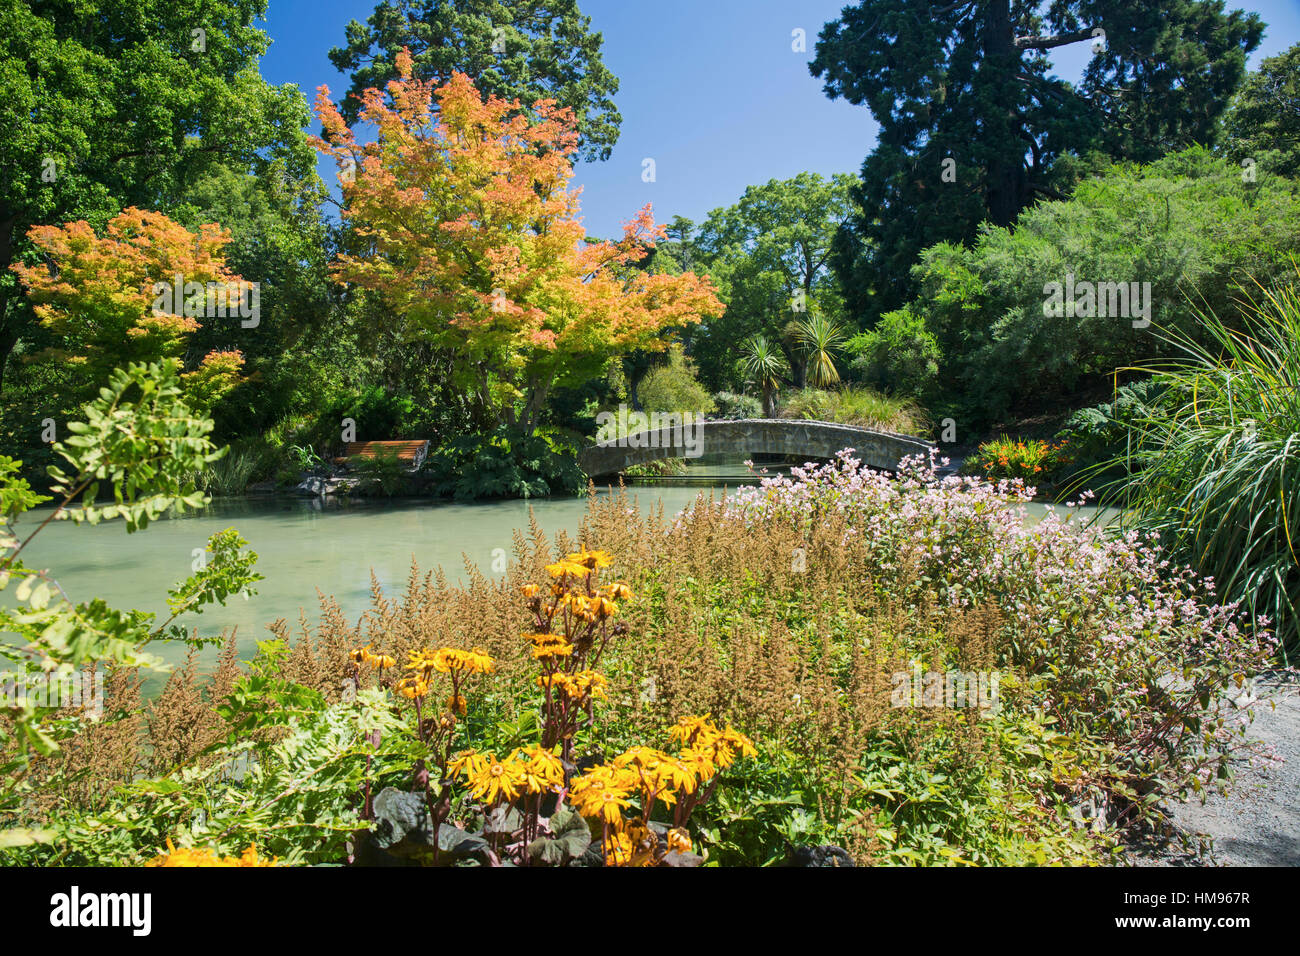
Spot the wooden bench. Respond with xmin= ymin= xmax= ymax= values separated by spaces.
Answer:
xmin=333 ymin=440 xmax=430 ymax=470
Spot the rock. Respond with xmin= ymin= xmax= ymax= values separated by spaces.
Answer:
xmin=785 ymin=844 xmax=854 ymax=867
xmin=293 ymin=475 xmax=358 ymax=497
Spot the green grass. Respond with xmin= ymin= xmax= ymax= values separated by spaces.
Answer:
xmin=778 ymin=386 xmax=930 ymax=436
xmin=195 ymin=438 xmax=277 ymax=497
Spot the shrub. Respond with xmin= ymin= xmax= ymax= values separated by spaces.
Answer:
xmin=635 ymin=347 xmax=716 ymax=418
xmin=1052 ymin=379 xmax=1168 ymax=490
xmin=194 ymin=437 xmax=277 ymax=496
xmin=424 ymin=427 xmax=586 ymax=500
xmin=623 ymin=459 xmax=688 ymax=477
xmin=779 ymin=386 xmax=930 ymax=436
xmin=327 ymin=385 xmax=422 ymax=443
xmin=351 ymin=447 xmax=410 ymax=497
xmin=721 ymin=452 xmax=1275 ymax=830
xmin=846 ymin=307 xmax=942 ymax=398
xmin=711 ymin=391 xmax=763 ymax=420
xmin=964 ymin=435 xmax=1073 ymax=484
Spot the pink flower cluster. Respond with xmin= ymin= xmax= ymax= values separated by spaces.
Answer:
xmin=706 ymin=449 xmax=1279 ymax=808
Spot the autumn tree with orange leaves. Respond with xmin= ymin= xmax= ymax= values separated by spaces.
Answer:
xmin=312 ymin=50 xmax=723 ymax=433
xmin=11 ymin=207 xmax=247 ymax=410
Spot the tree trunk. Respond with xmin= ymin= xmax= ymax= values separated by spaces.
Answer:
xmin=520 ymin=376 xmax=551 ymax=435
xmin=0 ymin=211 xmax=18 ymax=394
xmin=0 ymin=300 xmax=16 ymax=396
xmin=983 ymin=0 xmax=1027 ymax=228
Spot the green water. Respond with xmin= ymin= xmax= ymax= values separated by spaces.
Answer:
xmin=11 ymin=485 xmax=719 ymax=677
xmin=10 ymin=477 xmax=1103 ymax=688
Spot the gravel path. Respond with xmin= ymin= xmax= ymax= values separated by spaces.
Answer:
xmin=1126 ymin=674 xmax=1300 ymax=866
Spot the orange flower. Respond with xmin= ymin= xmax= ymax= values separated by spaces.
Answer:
xmin=147 ymin=839 xmax=278 ymax=867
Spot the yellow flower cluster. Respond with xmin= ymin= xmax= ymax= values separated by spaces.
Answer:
xmin=448 ymin=746 xmax=566 ymax=805
xmin=600 ymin=582 xmax=632 ymax=602
xmin=667 ymin=714 xmax=758 ymax=773
xmin=544 ymin=548 xmax=613 ymax=579
xmin=537 ymin=669 xmax=608 ymax=701
xmin=392 ymin=647 xmax=495 ymax=700
xmin=556 ymin=592 xmax=618 ymax=622
xmin=525 ymin=632 xmax=574 ymax=660
xmin=599 ymin=823 xmax=694 ymax=867
xmin=349 ymin=645 xmax=395 ymax=670
xmin=406 ymin=647 xmax=495 ymax=676
xmin=569 ymin=750 xmax=690 ymax=821
xmin=567 ymin=716 xmax=756 ymax=866
xmin=397 ymin=676 xmax=429 ymax=699
xmin=146 ymin=839 xmax=278 ymax=867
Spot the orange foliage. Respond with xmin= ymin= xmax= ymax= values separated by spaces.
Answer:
xmin=11 ymin=207 xmax=245 ymax=393
xmin=312 ymin=50 xmax=723 ymax=425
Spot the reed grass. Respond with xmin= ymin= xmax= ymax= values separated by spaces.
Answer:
xmin=1097 ymin=276 xmax=1300 ymax=659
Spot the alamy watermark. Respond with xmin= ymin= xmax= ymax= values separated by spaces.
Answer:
xmin=152 ymin=274 xmax=260 ymax=328
xmin=595 ymin=404 xmax=705 ymax=458
xmin=50 ymin=886 xmax=150 ymax=936
xmin=1 ymin=670 xmax=104 ymax=719
xmin=1042 ymin=273 xmax=1152 ymax=328
xmin=891 ymin=665 xmax=1000 ymax=716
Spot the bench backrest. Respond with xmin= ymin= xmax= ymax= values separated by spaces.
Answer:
xmin=337 ymin=440 xmax=430 ymax=466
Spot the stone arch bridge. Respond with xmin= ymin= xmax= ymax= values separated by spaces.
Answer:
xmin=579 ymin=418 xmax=935 ymax=478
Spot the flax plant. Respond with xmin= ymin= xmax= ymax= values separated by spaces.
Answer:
xmin=741 ymin=334 xmax=789 ymax=417
xmin=1097 ymin=277 xmax=1300 ymax=659
xmin=794 ymin=313 xmax=846 ymax=387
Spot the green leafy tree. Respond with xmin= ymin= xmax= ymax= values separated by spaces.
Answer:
xmin=0 ymin=0 xmax=316 ymax=395
xmin=329 ymin=0 xmax=622 ymax=162
xmin=168 ymin=161 xmax=336 ymax=439
xmin=690 ymin=173 xmax=855 ymax=391
xmin=845 ymin=307 xmax=942 ymax=399
xmin=899 ymin=148 xmax=1300 ymax=426
xmin=1221 ymin=42 xmax=1300 ymax=175
xmin=810 ymin=0 xmax=1264 ymax=318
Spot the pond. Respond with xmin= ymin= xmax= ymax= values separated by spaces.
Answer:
xmin=10 ymin=473 xmax=1105 ymax=691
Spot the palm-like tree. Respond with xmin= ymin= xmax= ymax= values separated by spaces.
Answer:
xmin=795 ymin=313 xmax=846 ymax=387
xmin=742 ymin=334 xmax=789 ymax=417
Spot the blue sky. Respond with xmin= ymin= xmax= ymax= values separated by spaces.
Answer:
xmin=260 ymin=0 xmax=1300 ymax=238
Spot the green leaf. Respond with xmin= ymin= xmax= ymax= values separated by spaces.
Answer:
xmin=526 ymin=806 xmax=591 ymax=865
xmin=0 ymin=828 xmax=56 ymax=849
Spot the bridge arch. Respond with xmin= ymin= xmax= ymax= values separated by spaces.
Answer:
xmin=578 ymin=418 xmax=935 ymax=477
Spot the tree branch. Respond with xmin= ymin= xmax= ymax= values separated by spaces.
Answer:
xmin=1015 ymin=28 xmax=1097 ymax=51
xmin=1031 ymin=182 xmax=1069 ymax=201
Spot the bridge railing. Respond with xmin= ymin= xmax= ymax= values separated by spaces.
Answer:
xmin=577 ymin=418 xmax=934 ymax=478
